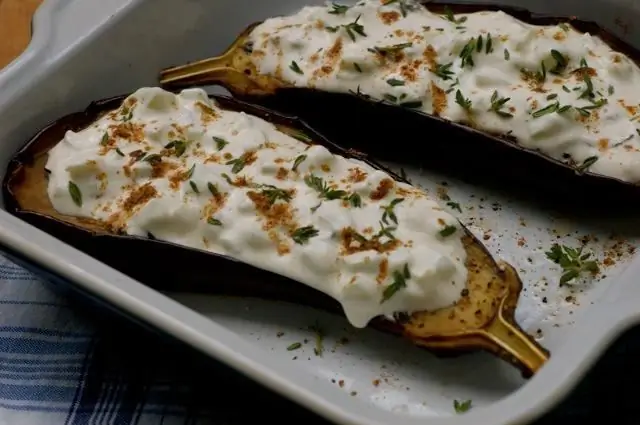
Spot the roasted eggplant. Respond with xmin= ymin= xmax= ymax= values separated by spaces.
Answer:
xmin=3 ymin=90 xmax=548 ymax=377
xmin=159 ymin=0 xmax=640 ymax=209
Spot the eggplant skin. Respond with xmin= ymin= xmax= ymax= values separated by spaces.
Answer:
xmin=2 ymin=93 xmax=548 ymax=375
xmin=218 ymin=2 xmax=640 ymax=211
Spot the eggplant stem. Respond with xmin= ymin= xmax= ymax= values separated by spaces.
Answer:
xmin=481 ymin=262 xmax=550 ymax=376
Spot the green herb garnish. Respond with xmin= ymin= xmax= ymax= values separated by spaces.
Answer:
xmin=369 ymin=42 xmax=412 ymax=55
xmin=574 ymin=98 xmax=607 ymax=117
xmin=290 ymin=61 xmax=303 ymax=75
xmin=287 ymin=342 xmax=302 ymax=351
xmin=259 ymin=184 xmax=292 ymax=204
xmin=442 ymin=6 xmax=467 ymax=25
xmin=459 ymin=39 xmax=476 ymax=68
xmin=186 ymin=164 xmax=195 ymax=179
xmin=532 ymin=101 xmax=560 ymax=118
xmin=354 ymin=62 xmax=362 ymax=73
xmin=100 ymin=133 xmax=109 ymax=146
xmin=576 ymin=156 xmax=598 ymax=173
xmin=454 ymin=400 xmax=472 ymax=414
xmin=165 ymin=140 xmax=187 ymax=157
xmin=550 ymin=49 xmax=568 ymax=74
xmin=488 ymin=90 xmax=513 ymax=118
xmin=292 ymin=154 xmax=307 ymax=172
xmin=143 ymin=154 xmax=162 ymax=165
xmin=608 ymin=85 xmax=615 ymax=95
xmin=439 ymin=224 xmax=457 ymax=237
xmin=207 ymin=217 xmax=222 ymax=226
xmin=386 ymin=78 xmax=405 ymax=87
xmin=328 ymin=2 xmax=349 ymax=14
xmin=545 ymin=243 xmax=599 ymax=285
xmin=382 ymin=0 xmax=410 ymax=17
xmin=455 ymin=90 xmax=472 ymax=111
xmin=431 ymin=62 xmax=454 ymax=80
xmin=226 ymin=155 xmax=248 ymax=174
xmin=381 ymin=198 xmax=404 ymax=225
xmin=207 ymin=182 xmax=219 ymax=196
xmin=212 ymin=137 xmax=228 ymax=151
xmin=346 ymin=193 xmax=362 ymax=208
xmin=447 ymin=201 xmax=462 ymax=213
xmin=504 ymin=48 xmax=510 ymax=60
xmin=115 ymin=148 xmax=125 ymax=157
xmin=485 ymin=33 xmax=493 ymax=54
xmin=68 ymin=181 xmax=82 ymax=207
xmin=305 ymin=174 xmax=347 ymax=200
xmin=381 ymin=264 xmax=411 ymax=303
xmin=189 ymin=181 xmax=199 ymax=194
xmin=291 ymin=225 xmax=319 ymax=245
xmin=329 ymin=15 xmax=366 ymax=42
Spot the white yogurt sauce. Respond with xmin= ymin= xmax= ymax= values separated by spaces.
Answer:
xmin=247 ymin=0 xmax=640 ymax=183
xmin=45 ymin=87 xmax=468 ymax=328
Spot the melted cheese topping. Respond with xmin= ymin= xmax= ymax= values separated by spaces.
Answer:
xmin=45 ymin=87 xmax=468 ymax=328
xmin=247 ymin=0 xmax=640 ymax=183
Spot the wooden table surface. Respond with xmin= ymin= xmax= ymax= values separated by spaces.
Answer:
xmin=0 ymin=0 xmax=44 ymax=69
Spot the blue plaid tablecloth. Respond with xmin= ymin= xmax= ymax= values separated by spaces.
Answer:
xmin=0 ymin=251 xmax=637 ymax=425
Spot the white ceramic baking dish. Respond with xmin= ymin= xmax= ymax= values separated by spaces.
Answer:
xmin=2 ymin=0 xmax=640 ymax=423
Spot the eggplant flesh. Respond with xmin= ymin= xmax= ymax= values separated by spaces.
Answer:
xmin=159 ymin=1 xmax=640 ymax=210
xmin=2 ymin=93 xmax=549 ymax=376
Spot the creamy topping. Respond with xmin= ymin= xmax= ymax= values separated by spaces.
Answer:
xmin=45 ymin=87 xmax=467 ymax=328
xmin=247 ymin=0 xmax=640 ymax=183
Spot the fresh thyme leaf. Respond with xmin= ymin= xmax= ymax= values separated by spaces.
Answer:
xmin=376 ymin=221 xmax=397 ymax=240
xmin=547 ymin=93 xmax=558 ymax=100
xmin=226 ymin=156 xmax=248 ymax=174
xmin=381 ymin=198 xmax=404 ymax=224
xmin=532 ymin=101 xmax=559 ymax=118
xmin=386 ymin=78 xmax=405 ymax=87
xmin=562 ymin=85 xmax=571 ymax=93
xmin=446 ymin=201 xmax=462 ymax=213
xmin=550 ymin=49 xmax=568 ymax=74
xmin=259 ymin=184 xmax=292 ymax=204
xmin=439 ymin=224 xmax=457 ymax=237
xmin=459 ymin=39 xmax=476 ymax=68
xmin=608 ymin=85 xmax=615 ymax=95
xmin=221 ymin=173 xmax=234 ymax=185
xmin=328 ymin=2 xmax=349 ymax=14
xmin=68 ymin=181 xmax=82 ymax=207
xmin=488 ymin=90 xmax=513 ymax=118
xmin=382 ymin=0 xmax=410 ymax=17
xmin=287 ymin=342 xmax=302 ymax=351
xmin=476 ymin=35 xmax=484 ymax=52
xmin=143 ymin=154 xmax=162 ymax=165
xmin=290 ymin=61 xmax=303 ymax=75
xmin=291 ymin=225 xmax=319 ymax=245
xmin=292 ymin=154 xmax=307 ymax=172
xmin=100 ymin=133 xmax=109 ymax=146
xmin=207 ymin=182 xmax=219 ymax=196
xmin=343 ymin=15 xmax=367 ymax=42
xmin=207 ymin=217 xmax=222 ymax=226
xmin=485 ymin=33 xmax=493 ymax=54
xmin=369 ymin=42 xmax=412 ymax=55
xmin=381 ymin=264 xmax=411 ymax=303
xmin=442 ymin=6 xmax=467 ymax=25
xmin=574 ymin=98 xmax=607 ymax=117
xmin=576 ymin=156 xmax=598 ymax=173
xmin=455 ymin=90 xmax=472 ymax=111
xmin=189 ymin=180 xmax=199 ymax=194
xmin=545 ymin=243 xmax=599 ymax=285
xmin=305 ymin=174 xmax=347 ymax=200
xmin=186 ymin=164 xmax=196 ymax=179
xmin=454 ymin=400 xmax=472 ymax=414
xmin=537 ymin=60 xmax=547 ymax=82
xmin=354 ymin=62 xmax=362 ymax=73
xmin=212 ymin=136 xmax=228 ymax=151
xmin=346 ymin=193 xmax=362 ymax=208
xmin=115 ymin=148 xmax=125 ymax=157
xmin=431 ymin=62 xmax=454 ymax=80
xmin=165 ymin=140 xmax=187 ymax=157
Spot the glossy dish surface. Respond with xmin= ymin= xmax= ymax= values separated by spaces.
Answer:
xmin=1 ymin=0 xmax=640 ymax=424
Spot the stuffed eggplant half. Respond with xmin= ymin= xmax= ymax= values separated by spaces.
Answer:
xmin=160 ymin=0 xmax=640 ymax=207
xmin=3 ymin=87 xmax=548 ymax=376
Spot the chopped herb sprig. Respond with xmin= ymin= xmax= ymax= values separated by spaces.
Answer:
xmin=488 ymin=91 xmax=513 ymax=118
xmin=381 ymin=264 xmax=411 ymax=303
xmin=291 ymin=226 xmax=319 ymax=245
xmin=545 ymin=243 xmax=599 ymax=285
